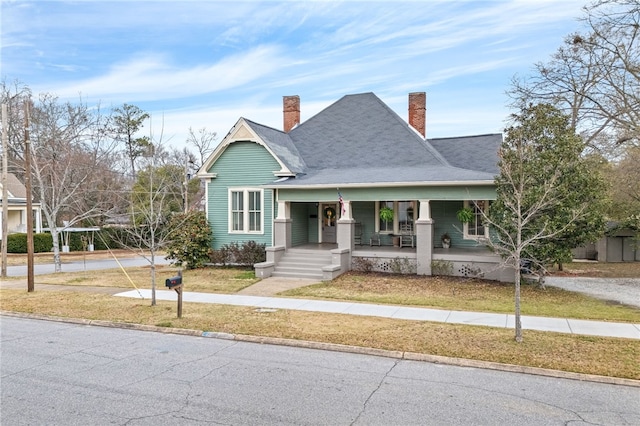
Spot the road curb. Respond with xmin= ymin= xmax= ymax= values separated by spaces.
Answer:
xmin=2 ymin=310 xmax=639 ymax=388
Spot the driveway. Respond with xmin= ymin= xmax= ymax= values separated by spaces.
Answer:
xmin=545 ymin=276 xmax=640 ymax=308
xmin=3 ymin=256 xmax=171 ymax=277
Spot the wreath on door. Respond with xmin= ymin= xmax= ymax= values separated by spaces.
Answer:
xmin=323 ymin=206 xmax=336 ymax=220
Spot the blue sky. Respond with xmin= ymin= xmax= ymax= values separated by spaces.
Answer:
xmin=2 ymin=0 xmax=587 ymax=147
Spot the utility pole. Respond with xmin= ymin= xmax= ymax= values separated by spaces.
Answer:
xmin=24 ymin=100 xmax=34 ymax=292
xmin=1 ymin=103 xmax=9 ymax=278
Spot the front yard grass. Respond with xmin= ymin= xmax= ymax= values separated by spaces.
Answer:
xmin=10 ymin=265 xmax=640 ymax=322
xmin=1 ymin=289 xmax=638 ymax=380
xmin=18 ymin=265 xmax=259 ymax=294
xmin=283 ymin=272 xmax=640 ymax=323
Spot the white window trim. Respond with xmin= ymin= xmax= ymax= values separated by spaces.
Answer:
xmin=462 ymin=200 xmax=489 ymax=240
xmin=228 ymin=188 xmax=264 ymax=234
xmin=375 ymin=201 xmax=416 ymax=234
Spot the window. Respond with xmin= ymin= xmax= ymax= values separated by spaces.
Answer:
xmin=376 ymin=201 xmax=416 ymax=233
xmin=463 ymin=200 xmax=489 ymax=240
xmin=229 ymin=189 xmax=263 ymax=233
xmin=248 ymin=191 xmax=261 ymax=232
xmin=378 ymin=201 xmax=394 ymax=233
xmin=231 ymin=191 xmax=244 ymax=231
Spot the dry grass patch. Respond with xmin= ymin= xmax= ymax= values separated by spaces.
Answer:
xmin=1 ymin=289 xmax=638 ymax=380
xmin=29 ymin=266 xmax=258 ymax=294
xmin=283 ymin=272 xmax=640 ymax=322
xmin=13 ymin=266 xmax=640 ymax=322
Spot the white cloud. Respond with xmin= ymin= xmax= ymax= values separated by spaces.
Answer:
xmin=3 ymin=0 xmax=588 ymax=149
xmin=39 ymin=45 xmax=289 ymax=102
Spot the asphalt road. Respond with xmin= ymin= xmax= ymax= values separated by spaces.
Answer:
xmin=2 ymin=316 xmax=638 ymax=425
xmin=4 ymin=256 xmax=171 ymax=276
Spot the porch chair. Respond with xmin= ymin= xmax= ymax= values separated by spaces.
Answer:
xmin=370 ymin=232 xmax=381 ymax=246
xmin=354 ymin=222 xmax=363 ymax=245
xmin=399 ymin=223 xmax=415 ymax=248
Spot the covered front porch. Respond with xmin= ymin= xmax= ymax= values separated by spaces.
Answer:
xmin=255 ymin=197 xmax=514 ymax=282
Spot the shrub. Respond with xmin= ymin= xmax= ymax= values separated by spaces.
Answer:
xmin=389 ymin=257 xmax=416 ymax=274
xmin=431 ymin=259 xmax=453 ymax=276
xmin=165 ymin=211 xmax=213 ymax=269
xmin=6 ymin=233 xmax=53 ymax=253
xmin=352 ymin=257 xmax=376 ymax=273
xmin=33 ymin=233 xmax=53 ymax=252
xmin=208 ymin=246 xmax=228 ymax=266
xmin=209 ymin=241 xmax=266 ymax=268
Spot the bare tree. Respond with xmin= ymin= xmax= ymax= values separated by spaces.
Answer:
xmin=1 ymin=80 xmax=32 ymax=177
xmin=165 ymin=146 xmax=200 ymax=212
xmin=509 ymin=0 xmax=640 ymax=157
xmin=110 ymin=138 xmax=191 ymax=306
xmin=186 ymin=126 xmax=217 ymax=167
xmin=24 ymin=93 xmax=120 ymax=271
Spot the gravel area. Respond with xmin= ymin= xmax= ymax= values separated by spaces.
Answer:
xmin=545 ymin=277 xmax=640 ymax=308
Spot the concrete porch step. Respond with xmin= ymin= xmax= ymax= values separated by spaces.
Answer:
xmin=282 ymin=252 xmax=332 ymax=261
xmin=271 ymin=248 xmax=333 ymax=280
xmin=275 ymin=265 xmax=323 ymax=274
xmin=271 ymin=270 xmax=324 ymax=280
xmin=277 ymin=260 xmax=329 ymax=268
xmin=280 ymin=256 xmax=331 ymax=266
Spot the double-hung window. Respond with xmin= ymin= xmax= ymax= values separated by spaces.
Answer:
xmin=229 ymin=188 xmax=263 ymax=233
xmin=463 ymin=200 xmax=489 ymax=240
xmin=376 ymin=200 xmax=416 ymax=234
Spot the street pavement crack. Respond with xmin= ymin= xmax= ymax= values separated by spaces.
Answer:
xmin=384 ymin=371 xmax=594 ymax=424
xmin=350 ymin=359 xmax=399 ymax=426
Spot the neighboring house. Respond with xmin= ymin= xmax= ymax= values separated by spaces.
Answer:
xmin=573 ymin=222 xmax=639 ymax=262
xmin=197 ymin=92 xmax=513 ymax=281
xmin=0 ymin=173 xmax=43 ymax=238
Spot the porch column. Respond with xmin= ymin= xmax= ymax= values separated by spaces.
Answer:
xmin=337 ymin=200 xmax=354 ymax=252
xmin=337 ymin=201 xmax=354 ymax=275
xmin=416 ymin=199 xmax=434 ymax=275
xmin=274 ymin=200 xmax=292 ymax=248
xmin=35 ymin=207 xmax=42 ymax=233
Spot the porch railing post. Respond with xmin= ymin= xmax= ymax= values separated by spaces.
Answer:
xmin=416 ymin=200 xmax=433 ymax=275
xmin=274 ymin=201 xmax=292 ymax=248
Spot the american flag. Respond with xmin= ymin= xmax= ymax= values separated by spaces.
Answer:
xmin=338 ymin=191 xmax=345 ymax=215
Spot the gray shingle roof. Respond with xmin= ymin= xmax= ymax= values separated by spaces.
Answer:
xmin=239 ymin=92 xmax=501 ymax=186
xmin=429 ymin=134 xmax=502 ymax=175
xmin=289 ymin=93 xmax=448 ymax=170
xmin=244 ymin=119 xmax=306 ymax=174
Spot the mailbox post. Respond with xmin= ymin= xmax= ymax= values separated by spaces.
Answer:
xmin=165 ymin=270 xmax=183 ymax=318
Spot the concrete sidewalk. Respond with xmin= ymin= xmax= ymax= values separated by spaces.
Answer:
xmin=114 ymin=289 xmax=640 ymax=340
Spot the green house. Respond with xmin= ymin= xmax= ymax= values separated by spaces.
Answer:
xmin=197 ymin=92 xmax=513 ymax=281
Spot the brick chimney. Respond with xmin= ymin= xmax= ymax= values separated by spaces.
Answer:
xmin=408 ymin=92 xmax=426 ymax=137
xmin=283 ymin=95 xmax=300 ymax=132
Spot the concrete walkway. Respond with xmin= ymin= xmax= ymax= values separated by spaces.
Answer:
xmin=114 ymin=288 xmax=640 ymax=340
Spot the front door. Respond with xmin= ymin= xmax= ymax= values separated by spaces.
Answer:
xmin=320 ymin=203 xmax=338 ymax=243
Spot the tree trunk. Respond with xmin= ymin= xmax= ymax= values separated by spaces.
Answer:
xmin=514 ymin=258 xmax=523 ymax=343
xmin=50 ymin=228 xmax=62 ymax=273
xmin=150 ymin=251 xmax=156 ymax=306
